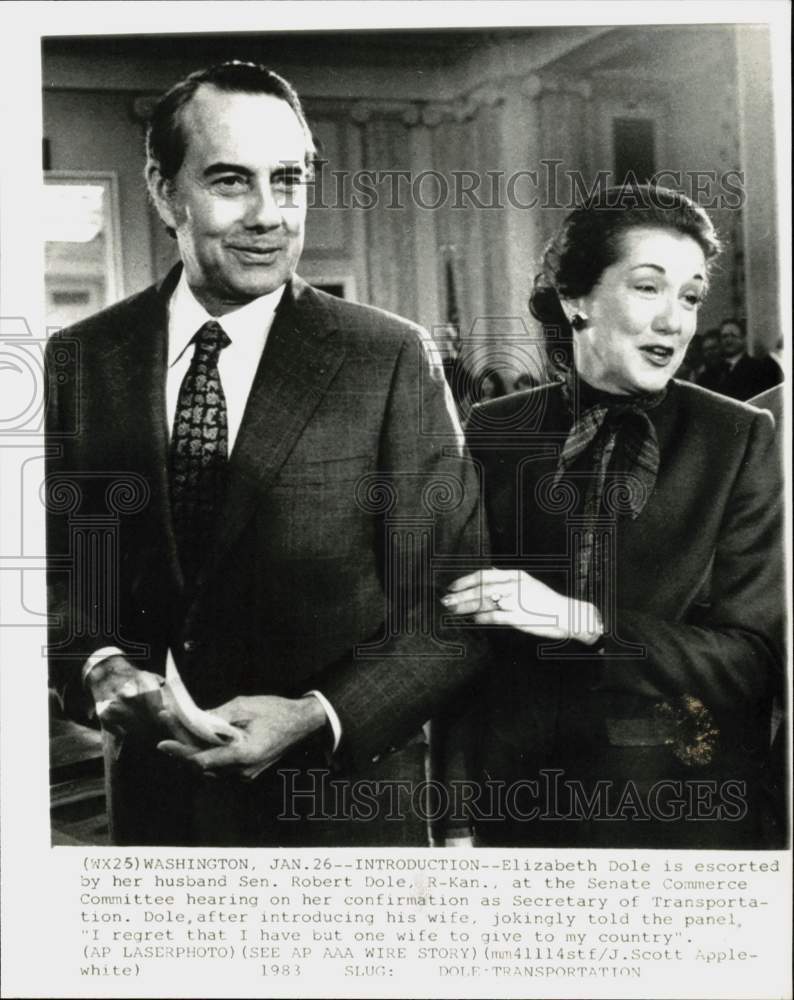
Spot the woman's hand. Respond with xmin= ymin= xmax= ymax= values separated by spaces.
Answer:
xmin=442 ymin=568 xmax=603 ymax=645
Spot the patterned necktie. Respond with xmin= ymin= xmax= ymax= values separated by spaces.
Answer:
xmin=169 ymin=320 xmax=231 ymax=586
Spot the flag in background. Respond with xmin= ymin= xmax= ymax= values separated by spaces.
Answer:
xmin=445 ymin=244 xmax=460 ymax=330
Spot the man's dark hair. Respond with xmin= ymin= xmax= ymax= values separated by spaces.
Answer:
xmin=145 ymin=60 xmax=316 ymax=179
xmin=529 ymin=184 xmax=722 ymax=373
xmin=720 ymin=317 xmax=746 ymax=337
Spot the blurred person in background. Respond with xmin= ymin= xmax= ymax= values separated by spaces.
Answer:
xmin=717 ymin=317 xmax=782 ymax=401
xmin=695 ymin=327 xmax=728 ymax=392
xmin=674 ymin=330 xmax=703 ymax=382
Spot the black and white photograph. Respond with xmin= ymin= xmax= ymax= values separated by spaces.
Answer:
xmin=1 ymin=2 xmax=791 ymax=998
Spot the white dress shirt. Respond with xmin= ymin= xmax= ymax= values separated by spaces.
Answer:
xmin=85 ymin=274 xmax=341 ymax=750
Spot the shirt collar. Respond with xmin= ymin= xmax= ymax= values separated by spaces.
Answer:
xmin=167 ymin=271 xmax=287 ymax=367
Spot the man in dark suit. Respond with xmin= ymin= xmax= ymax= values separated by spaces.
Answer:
xmin=717 ymin=317 xmax=782 ymax=401
xmin=694 ymin=327 xmax=728 ymax=391
xmin=46 ymin=62 xmax=485 ymax=846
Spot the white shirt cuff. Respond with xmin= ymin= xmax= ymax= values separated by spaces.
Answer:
xmin=82 ymin=646 xmax=124 ymax=687
xmin=304 ymin=689 xmax=342 ymax=753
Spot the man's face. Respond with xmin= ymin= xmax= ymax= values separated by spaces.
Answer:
xmin=720 ymin=322 xmax=745 ymax=360
xmin=150 ymin=85 xmax=309 ymax=315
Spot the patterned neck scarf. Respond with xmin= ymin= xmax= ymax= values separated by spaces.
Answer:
xmin=553 ymin=372 xmax=666 ymax=601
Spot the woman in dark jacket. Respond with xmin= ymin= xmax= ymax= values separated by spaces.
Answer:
xmin=443 ymin=186 xmax=784 ymax=848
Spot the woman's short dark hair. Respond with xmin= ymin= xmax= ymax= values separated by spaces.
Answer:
xmin=145 ymin=60 xmax=316 ymax=180
xmin=529 ymin=185 xmax=722 ymax=373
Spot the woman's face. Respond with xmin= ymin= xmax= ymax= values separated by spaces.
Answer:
xmin=568 ymin=227 xmax=707 ymax=395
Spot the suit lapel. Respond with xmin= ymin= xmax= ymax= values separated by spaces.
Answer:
xmin=106 ymin=265 xmax=183 ymax=592
xmin=196 ymin=277 xmax=346 ymax=589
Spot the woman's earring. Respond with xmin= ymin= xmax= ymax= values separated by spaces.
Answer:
xmin=570 ymin=312 xmax=588 ymax=331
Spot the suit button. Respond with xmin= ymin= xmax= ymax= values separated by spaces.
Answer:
xmin=183 ymin=639 xmax=197 ymax=653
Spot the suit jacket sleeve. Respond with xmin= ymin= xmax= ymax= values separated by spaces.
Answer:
xmin=318 ymin=331 xmax=488 ymax=767
xmin=600 ymin=409 xmax=784 ymax=716
xmin=44 ymin=325 xmax=147 ymax=722
xmin=45 ymin=332 xmax=93 ymax=721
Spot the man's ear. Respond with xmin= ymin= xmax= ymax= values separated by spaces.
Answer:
xmin=146 ymin=162 xmax=179 ymax=232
